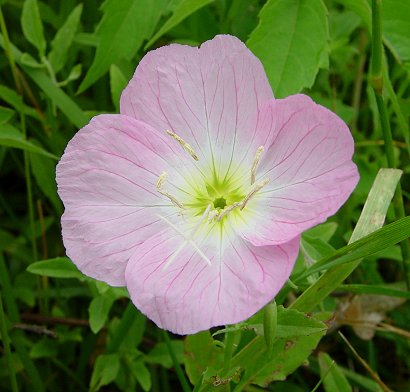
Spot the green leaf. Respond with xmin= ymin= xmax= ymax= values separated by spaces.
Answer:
xmin=291 ymin=168 xmax=403 ymax=312
xmin=0 ymin=123 xmax=58 ymax=160
xmin=27 ymin=257 xmax=84 ymax=280
xmin=0 ymin=85 xmax=39 ymax=120
xmin=88 ymin=293 xmax=115 ymax=334
xmin=304 ymin=222 xmax=338 ymax=242
xmin=247 ymin=0 xmax=329 ymax=97
xmin=109 ymin=64 xmax=127 ymax=111
xmin=30 ymin=152 xmax=62 ymax=213
xmin=79 ymin=0 xmax=165 ymax=93
xmin=337 ymin=283 xmax=410 ymax=299
xmin=21 ymin=0 xmax=46 ymax=56
xmin=318 ymin=352 xmax=352 ymax=392
xmin=0 ymin=106 xmax=14 ymax=124
xmin=382 ymin=0 xmax=410 ymax=63
xmin=184 ymin=331 xmax=223 ymax=384
xmin=30 ymin=338 xmax=58 ymax=359
xmin=146 ymin=340 xmax=184 ymax=368
xmin=0 ymin=34 xmax=91 ymax=128
xmin=49 ymin=4 xmax=83 ymax=73
xmin=130 ymin=360 xmax=152 ymax=392
xmin=90 ymin=354 xmax=120 ymax=392
xmin=228 ymin=311 xmax=329 ymax=389
xmin=145 ymin=0 xmax=215 ymax=49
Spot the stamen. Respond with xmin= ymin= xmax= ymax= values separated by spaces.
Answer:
xmin=157 ymin=206 xmax=212 ymax=270
xmin=216 ymin=202 xmax=242 ymax=222
xmin=156 ymin=171 xmax=168 ymax=189
xmin=240 ymin=178 xmax=270 ymax=210
xmin=251 ymin=146 xmax=264 ymax=185
xmin=156 ymin=171 xmax=185 ymax=209
xmin=166 ymin=130 xmax=199 ymax=161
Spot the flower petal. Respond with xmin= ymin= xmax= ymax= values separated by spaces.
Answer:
xmin=125 ymin=225 xmax=299 ymax=335
xmin=235 ymin=94 xmax=359 ymax=246
xmin=56 ymin=114 xmax=195 ymax=286
xmin=120 ymin=34 xmax=273 ymax=178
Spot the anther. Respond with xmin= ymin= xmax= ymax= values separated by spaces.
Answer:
xmin=156 ymin=171 xmax=185 ymax=209
xmin=251 ymin=146 xmax=264 ymax=185
xmin=240 ymin=178 xmax=270 ymax=210
xmin=166 ymin=130 xmax=199 ymax=161
xmin=216 ymin=202 xmax=242 ymax=222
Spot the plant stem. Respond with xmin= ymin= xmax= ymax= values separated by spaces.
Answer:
xmin=162 ymin=330 xmax=191 ymax=392
xmin=0 ymin=294 xmax=19 ymax=392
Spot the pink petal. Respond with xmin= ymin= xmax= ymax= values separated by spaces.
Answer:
xmin=125 ymin=225 xmax=299 ymax=335
xmin=120 ymin=34 xmax=273 ymax=178
xmin=235 ymin=94 xmax=359 ymax=246
xmin=56 ymin=114 xmax=196 ymax=286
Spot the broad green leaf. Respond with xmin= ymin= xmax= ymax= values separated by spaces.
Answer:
xmin=146 ymin=340 xmax=184 ymax=368
xmin=145 ymin=0 xmax=215 ymax=49
xmin=0 ymin=106 xmax=14 ymax=124
xmin=79 ymin=0 xmax=166 ymax=92
xmin=49 ymin=4 xmax=83 ymax=73
xmin=247 ymin=0 xmax=329 ymax=97
xmin=319 ymin=352 xmax=352 ymax=392
xmin=0 ymin=123 xmax=58 ymax=160
xmin=30 ymin=338 xmax=58 ymax=359
xmin=304 ymin=222 xmax=338 ymax=242
xmin=184 ymin=331 xmax=223 ymax=384
xmin=90 ymin=354 xmax=120 ymax=392
xmin=89 ymin=292 xmax=115 ymax=333
xmin=130 ymin=360 xmax=151 ymax=392
xmin=21 ymin=0 xmax=46 ymax=56
xmin=224 ymin=311 xmax=328 ymax=390
xmin=30 ymin=152 xmax=62 ymax=213
xmin=27 ymin=257 xmax=84 ymax=279
xmin=382 ymin=0 xmax=410 ymax=64
xmin=110 ymin=64 xmax=127 ymax=111
xmin=291 ymin=168 xmax=403 ymax=312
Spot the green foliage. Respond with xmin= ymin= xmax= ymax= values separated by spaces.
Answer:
xmin=0 ymin=0 xmax=409 ymax=391
xmin=248 ymin=0 xmax=329 ymax=97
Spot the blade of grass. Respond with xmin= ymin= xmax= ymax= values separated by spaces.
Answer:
xmin=338 ymin=332 xmax=391 ymax=392
xmin=295 ymin=215 xmax=410 ymax=280
xmin=337 ymin=284 xmax=409 ymax=299
xmin=0 ymin=294 xmax=19 ymax=392
xmin=291 ymin=168 xmax=402 ymax=312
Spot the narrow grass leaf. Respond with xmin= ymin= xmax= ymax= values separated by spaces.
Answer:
xmin=291 ymin=168 xmax=402 ymax=312
xmin=318 ymin=352 xmax=352 ymax=392
xmin=0 ymin=123 xmax=58 ymax=159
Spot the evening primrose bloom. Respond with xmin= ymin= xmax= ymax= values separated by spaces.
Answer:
xmin=56 ymin=35 xmax=359 ymax=335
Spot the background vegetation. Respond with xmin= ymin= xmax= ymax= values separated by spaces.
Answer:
xmin=0 ymin=0 xmax=409 ymax=391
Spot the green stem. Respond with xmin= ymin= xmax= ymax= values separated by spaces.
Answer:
xmin=370 ymin=0 xmax=383 ymax=93
xmin=162 ymin=330 xmax=191 ymax=392
xmin=0 ymin=294 xmax=19 ymax=392
xmin=371 ymin=0 xmax=410 ymax=288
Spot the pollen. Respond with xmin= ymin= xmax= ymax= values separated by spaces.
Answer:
xmin=166 ymin=130 xmax=199 ymax=161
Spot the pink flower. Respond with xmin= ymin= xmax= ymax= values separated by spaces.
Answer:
xmin=56 ymin=35 xmax=359 ymax=335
